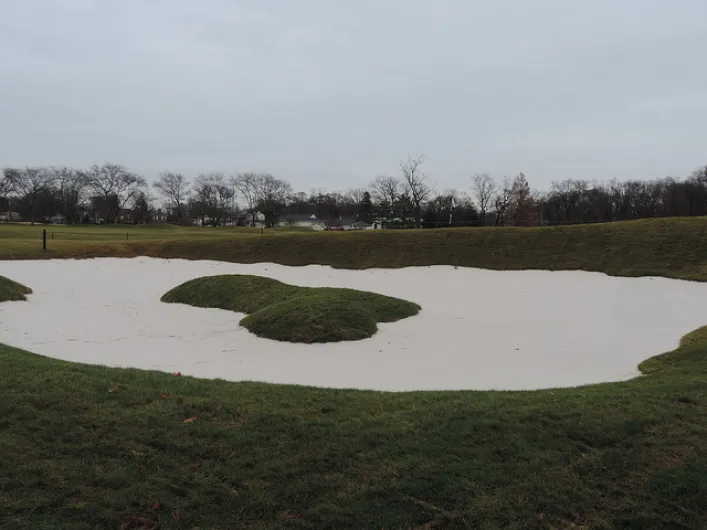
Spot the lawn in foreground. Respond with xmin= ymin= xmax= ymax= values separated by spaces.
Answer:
xmin=161 ymin=275 xmax=420 ymax=343
xmin=1 ymin=336 xmax=706 ymax=529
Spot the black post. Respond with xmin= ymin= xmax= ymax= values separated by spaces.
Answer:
xmin=42 ymin=229 xmax=47 ymax=250
xmin=126 ymin=233 xmax=129 ymax=241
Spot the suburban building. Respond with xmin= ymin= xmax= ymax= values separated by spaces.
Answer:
xmin=350 ymin=220 xmax=373 ymax=230
xmin=0 ymin=211 xmax=21 ymax=222
xmin=242 ymin=212 xmax=266 ymax=227
xmin=279 ymin=213 xmax=325 ymax=230
xmin=150 ymin=209 xmax=168 ymax=223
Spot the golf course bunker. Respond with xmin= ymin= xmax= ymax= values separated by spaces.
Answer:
xmin=2 ymin=257 xmax=707 ymax=391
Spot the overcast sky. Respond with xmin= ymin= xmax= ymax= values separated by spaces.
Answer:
xmin=1 ymin=0 xmax=706 ymax=192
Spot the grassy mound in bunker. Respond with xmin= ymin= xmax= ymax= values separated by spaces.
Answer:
xmin=161 ymin=275 xmax=420 ymax=343
xmin=0 ymin=275 xmax=32 ymax=302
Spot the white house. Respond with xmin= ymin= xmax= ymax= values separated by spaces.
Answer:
xmin=350 ymin=220 xmax=373 ymax=230
xmin=243 ymin=212 xmax=266 ymax=226
xmin=0 ymin=211 xmax=21 ymax=222
xmin=279 ymin=213 xmax=325 ymax=230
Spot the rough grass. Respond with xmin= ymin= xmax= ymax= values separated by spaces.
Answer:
xmin=4 ymin=218 xmax=707 ymax=281
xmin=1 ymin=329 xmax=706 ymax=530
xmin=161 ymin=275 xmax=420 ymax=343
xmin=0 ymin=275 xmax=32 ymax=301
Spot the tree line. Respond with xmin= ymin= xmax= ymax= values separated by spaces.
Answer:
xmin=1 ymin=157 xmax=706 ymax=227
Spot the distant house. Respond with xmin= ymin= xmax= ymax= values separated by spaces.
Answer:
xmin=50 ymin=213 xmax=66 ymax=225
xmin=225 ymin=211 xmax=242 ymax=227
xmin=150 ymin=209 xmax=167 ymax=223
xmin=78 ymin=210 xmax=105 ymax=224
xmin=118 ymin=209 xmax=133 ymax=224
xmin=279 ymin=213 xmax=325 ymax=230
xmin=336 ymin=216 xmax=357 ymax=230
xmin=375 ymin=216 xmax=416 ymax=229
xmin=0 ymin=211 xmax=21 ymax=222
xmin=323 ymin=215 xmax=360 ymax=231
xmin=350 ymin=220 xmax=373 ymax=230
xmin=243 ymin=211 xmax=266 ymax=227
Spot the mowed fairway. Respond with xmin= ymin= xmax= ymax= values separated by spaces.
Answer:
xmin=0 ymin=223 xmax=271 ymax=259
xmin=3 ymin=217 xmax=707 ymax=280
xmin=1 ymin=218 xmax=707 ymax=529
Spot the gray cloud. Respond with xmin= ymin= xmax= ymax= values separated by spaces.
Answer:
xmin=1 ymin=0 xmax=706 ymax=192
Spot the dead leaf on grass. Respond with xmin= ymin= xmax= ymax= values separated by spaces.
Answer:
xmin=183 ymin=416 xmax=197 ymax=423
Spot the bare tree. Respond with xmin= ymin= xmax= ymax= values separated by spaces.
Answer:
xmin=548 ymin=179 xmax=589 ymax=224
xmin=309 ymin=190 xmax=343 ymax=227
xmin=191 ymin=172 xmax=232 ymax=226
xmin=212 ymin=173 xmax=234 ymax=225
xmin=470 ymin=173 xmax=497 ymax=226
xmin=154 ymin=172 xmax=190 ymax=221
xmin=441 ymin=188 xmax=458 ymax=226
xmin=86 ymin=163 xmax=146 ymax=223
xmin=508 ymin=172 xmax=535 ymax=226
xmin=257 ymin=175 xmax=292 ymax=227
xmin=494 ymin=176 xmax=513 ymax=226
xmin=131 ymin=191 xmax=153 ymax=224
xmin=191 ymin=174 xmax=214 ymax=226
xmin=231 ymin=172 xmax=263 ymax=226
xmin=400 ymin=154 xmax=431 ymax=228
xmin=370 ymin=175 xmax=401 ymax=219
xmin=343 ymin=188 xmax=373 ymax=223
xmin=54 ymin=167 xmax=87 ymax=223
xmin=5 ymin=167 xmax=57 ymax=224
xmin=346 ymin=187 xmax=366 ymax=206
xmin=1 ymin=169 xmax=20 ymax=222
xmin=0 ymin=170 xmax=13 ymax=197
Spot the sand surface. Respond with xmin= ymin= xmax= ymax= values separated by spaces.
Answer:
xmin=2 ymin=257 xmax=707 ymax=391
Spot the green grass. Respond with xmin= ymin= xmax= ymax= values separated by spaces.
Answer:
xmin=3 ymin=218 xmax=707 ymax=281
xmin=1 ymin=330 xmax=706 ymax=529
xmin=0 ymin=275 xmax=32 ymax=301
xmin=3 ymin=218 xmax=707 ymax=528
xmin=0 ymin=223 xmax=284 ymax=259
xmin=161 ymin=275 xmax=420 ymax=343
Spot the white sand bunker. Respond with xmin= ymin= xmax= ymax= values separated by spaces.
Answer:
xmin=2 ymin=257 xmax=707 ymax=391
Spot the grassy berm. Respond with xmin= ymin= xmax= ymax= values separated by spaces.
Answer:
xmin=4 ymin=217 xmax=707 ymax=281
xmin=0 ymin=275 xmax=32 ymax=301
xmin=161 ymin=275 xmax=420 ymax=343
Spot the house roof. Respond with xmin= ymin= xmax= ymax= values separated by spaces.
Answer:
xmin=338 ymin=215 xmax=357 ymax=225
xmin=284 ymin=213 xmax=318 ymax=222
xmin=245 ymin=212 xmax=266 ymax=220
